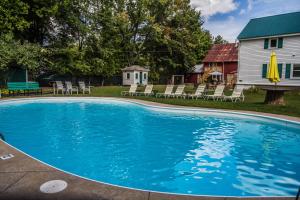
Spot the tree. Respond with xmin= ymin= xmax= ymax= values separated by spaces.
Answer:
xmin=0 ymin=33 xmax=42 ymax=82
xmin=0 ymin=0 xmax=30 ymax=34
xmin=0 ymin=0 xmax=213 ymax=85
xmin=214 ymin=35 xmax=228 ymax=44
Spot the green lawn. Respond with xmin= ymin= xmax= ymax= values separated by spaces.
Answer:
xmin=89 ymin=86 xmax=300 ymax=118
xmin=1 ymin=85 xmax=300 ymax=117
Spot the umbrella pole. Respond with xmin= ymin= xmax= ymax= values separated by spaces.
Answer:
xmin=274 ymin=82 xmax=277 ymax=103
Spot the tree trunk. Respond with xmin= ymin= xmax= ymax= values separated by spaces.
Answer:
xmin=264 ymin=90 xmax=285 ymax=105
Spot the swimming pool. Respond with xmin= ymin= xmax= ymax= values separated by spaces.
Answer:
xmin=0 ymin=98 xmax=299 ymax=197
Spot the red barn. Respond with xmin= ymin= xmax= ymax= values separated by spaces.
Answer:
xmin=202 ymin=43 xmax=238 ymax=86
xmin=185 ymin=64 xmax=204 ymax=84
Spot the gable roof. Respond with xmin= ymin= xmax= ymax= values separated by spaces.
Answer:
xmin=121 ymin=65 xmax=150 ymax=72
xmin=238 ymin=12 xmax=300 ymax=40
xmin=202 ymin=43 xmax=238 ymax=63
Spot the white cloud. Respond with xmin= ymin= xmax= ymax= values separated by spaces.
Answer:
xmin=194 ymin=0 xmax=300 ymax=42
xmin=204 ymin=16 xmax=245 ymax=42
xmin=247 ymin=0 xmax=253 ymax=11
xmin=190 ymin=0 xmax=238 ymax=17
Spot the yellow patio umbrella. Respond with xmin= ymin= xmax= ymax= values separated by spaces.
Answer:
xmin=267 ymin=51 xmax=280 ymax=83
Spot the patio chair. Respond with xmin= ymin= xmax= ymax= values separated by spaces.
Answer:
xmin=222 ymin=86 xmax=245 ymax=102
xmin=65 ymin=81 xmax=79 ymax=95
xmin=156 ymin=85 xmax=174 ymax=98
xmin=171 ymin=85 xmax=186 ymax=98
xmin=187 ymin=84 xmax=206 ymax=99
xmin=78 ymin=81 xmax=91 ymax=94
xmin=54 ymin=81 xmax=65 ymax=95
xmin=204 ymin=85 xmax=225 ymax=101
xmin=135 ymin=84 xmax=154 ymax=96
xmin=121 ymin=84 xmax=138 ymax=96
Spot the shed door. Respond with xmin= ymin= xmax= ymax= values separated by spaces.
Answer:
xmin=140 ymin=72 xmax=143 ymax=84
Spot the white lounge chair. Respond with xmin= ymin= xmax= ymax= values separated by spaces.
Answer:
xmin=204 ymin=85 xmax=225 ymax=101
xmin=171 ymin=85 xmax=186 ymax=98
xmin=121 ymin=84 xmax=138 ymax=96
xmin=54 ymin=81 xmax=65 ymax=95
xmin=65 ymin=81 xmax=79 ymax=95
xmin=156 ymin=85 xmax=174 ymax=98
xmin=222 ymin=86 xmax=245 ymax=102
xmin=135 ymin=84 xmax=154 ymax=96
xmin=78 ymin=81 xmax=91 ymax=94
xmin=188 ymin=84 xmax=206 ymax=99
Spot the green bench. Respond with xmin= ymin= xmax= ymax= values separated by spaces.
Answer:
xmin=7 ymin=82 xmax=42 ymax=96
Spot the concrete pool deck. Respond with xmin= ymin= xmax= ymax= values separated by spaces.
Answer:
xmin=0 ymin=97 xmax=299 ymax=200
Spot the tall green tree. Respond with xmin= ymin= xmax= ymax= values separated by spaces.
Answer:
xmin=0 ymin=0 xmax=213 ymax=84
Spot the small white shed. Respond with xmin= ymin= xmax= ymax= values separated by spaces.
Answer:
xmin=121 ymin=65 xmax=150 ymax=86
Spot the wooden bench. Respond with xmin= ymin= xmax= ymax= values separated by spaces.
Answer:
xmin=7 ymin=82 xmax=42 ymax=96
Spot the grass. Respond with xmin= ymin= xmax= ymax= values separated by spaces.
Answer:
xmin=90 ymin=86 xmax=300 ymax=117
xmin=1 ymin=85 xmax=300 ymax=117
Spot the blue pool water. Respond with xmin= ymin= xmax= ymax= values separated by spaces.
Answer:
xmin=0 ymin=98 xmax=299 ymax=197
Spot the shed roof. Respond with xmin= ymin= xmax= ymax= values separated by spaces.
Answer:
xmin=121 ymin=65 xmax=150 ymax=72
xmin=202 ymin=43 xmax=238 ymax=63
xmin=238 ymin=12 xmax=300 ymax=40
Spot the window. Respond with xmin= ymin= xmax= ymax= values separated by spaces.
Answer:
xmin=270 ymin=39 xmax=277 ymax=48
xmin=262 ymin=64 xmax=268 ymax=78
xmin=144 ymin=73 xmax=147 ymax=79
xmin=292 ymin=64 xmax=300 ymax=79
xmin=126 ymin=73 xmax=130 ymax=79
xmin=264 ymin=38 xmax=283 ymax=49
xmin=135 ymin=73 xmax=138 ymax=79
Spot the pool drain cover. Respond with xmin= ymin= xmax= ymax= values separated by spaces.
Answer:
xmin=40 ymin=180 xmax=67 ymax=194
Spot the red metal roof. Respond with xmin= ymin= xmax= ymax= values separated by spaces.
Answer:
xmin=203 ymin=43 xmax=238 ymax=63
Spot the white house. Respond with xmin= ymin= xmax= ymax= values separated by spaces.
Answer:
xmin=121 ymin=65 xmax=150 ymax=86
xmin=237 ymin=12 xmax=300 ymax=89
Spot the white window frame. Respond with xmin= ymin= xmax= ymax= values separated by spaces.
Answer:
xmin=269 ymin=38 xmax=278 ymax=49
xmin=291 ymin=64 xmax=300 ymax=79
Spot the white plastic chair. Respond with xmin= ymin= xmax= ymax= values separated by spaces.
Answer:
xmin=78 ymin=81 xmax=91 ymax=94
xmin=65 ymin=81 xmax=79 ymax=95
xmin=204 ymin=85 xmax=225 ymax=101
xmin=136 ymin=85 xmax=154 ymax=96
xmin=121 ymin=84 xmax=138 ymax=96
xmin=188 ymin=84 xmax=206 ymax=99
xmin=156 ymin=85 xmax=174 ymax=98
xmin=222 ymin=86 xmax=245 ymax=102
xmin=54 ymin=81 xmax=65 ymax=95
xmin=171 ymin=85 xmax=186 ymax=98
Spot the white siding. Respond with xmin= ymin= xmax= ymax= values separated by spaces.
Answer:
xmin=122 ymin=71 xmax=148 ymax=85
xmin=122 ymin=71 xmax=134 ymax=85
xmin=238 ymin=35 xmax=300 ymax=87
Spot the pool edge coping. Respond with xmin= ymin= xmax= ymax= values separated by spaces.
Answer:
xmin=0 ymin=97 xmax=298 ymax=200
xmin=1 ymin=96 xmax=300 ymax=124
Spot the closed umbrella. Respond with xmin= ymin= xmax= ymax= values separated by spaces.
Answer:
xmin=264 ymin=51 xmax=284 ymax=105
xmin=267 ymin=51 xmax=280 ymax=83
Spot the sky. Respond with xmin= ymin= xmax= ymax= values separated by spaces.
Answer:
xmin=190 ymin=0 xmax=300 ymax=42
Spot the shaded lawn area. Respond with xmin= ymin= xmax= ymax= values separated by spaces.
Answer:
xmin=90 ymin=86 xmax=300 ymax=118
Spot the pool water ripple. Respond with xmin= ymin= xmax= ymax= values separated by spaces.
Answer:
xmin=0 ymin=99 xmax=299 ymax=197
